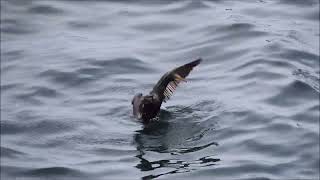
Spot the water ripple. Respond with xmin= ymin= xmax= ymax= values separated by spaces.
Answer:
xmin=1 ymin=0 xmax=319 ymax=180
xmin=293 ymin=68 xmax=320 ymax=93
xmin=27 ymin=4 xmax=64 ymax=15
xmin=21 ymin=166 xmax=87 ymax=177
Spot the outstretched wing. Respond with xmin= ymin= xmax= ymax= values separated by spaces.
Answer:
xmin=151 ymin=58 xmax=202 ymax=102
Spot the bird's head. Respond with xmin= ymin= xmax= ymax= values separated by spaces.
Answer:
xmin=132 ymin=93 xmax=144 ymax=119
xmin=131 ymin=93 xmax=143 ymax=106
xmin=132 ymin=93 xmax=154 ymax=120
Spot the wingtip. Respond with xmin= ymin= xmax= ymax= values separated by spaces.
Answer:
xmin=195 ymin=57 xmax=202 ymax=62
xmin=188 ymin=58 xmax=202 ymax=67
xmin=196 ymin=57 xmax=202 ymax=63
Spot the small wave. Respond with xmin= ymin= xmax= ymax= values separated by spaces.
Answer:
xmin=1 ymin=83 xmax=22 ymax=92
xmin=292 ymin=68 xmax=320 ymax=93
xmin=158 ymin=1 xmax=209 ymax=14
xmin=215 ymin=23 xmax=255 ymax=33
xmin=214 ymin=30 xmax=267 ymax=42
xmin=88 ymin=57 xmax=153 ymax=73
xmin=27 ymin=5 xmax=64 ymax=15
xmin=133 ymin=23 xmax=183 ymax=32
xmin=67 ymin=20 xmax=107 ymax=29
xmin=15 ymin=86 xmax=62 ymax=104
xmin=1 ymin=165 xmax=89 ymax=180
xmin=21 ymin=166 xmax=87 ymax=177
xmin=277 ymin=0 xmax=318 ymax=7
xmin=39 ymin=69 xmax=95 ymax=87
xmin=230 ymin=58 xmax=291 ymax=72
xmin=1 ymin=146 xmax=26 ymax=158
xmin=272 ymin=48 xmax=319 ymax=68
xmin=1 ymin=115 xmax=75 ymax=135
xmin=240 ymin=138 xmax=297 ymax=158
xmin=1 ymin=50 xmax=24 ymax=61
xmin=265 ymin=79 xmax=319 ymax=108
xmin=304 ymin=9 xmax=320 ymax=21
xmin=1 ymin=18 xmax=36 ymax=35
xmin=186 ymin=163 xmax=278 ymax=180
xmin=172 ymin=141 xmax=218 ymax=154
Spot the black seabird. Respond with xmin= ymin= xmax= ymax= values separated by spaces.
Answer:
xmin=132 ymin=58 xmax=202 ymax=123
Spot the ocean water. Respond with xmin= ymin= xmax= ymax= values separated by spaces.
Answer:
xmin=1 ymin=0 xmax=319 ymax=180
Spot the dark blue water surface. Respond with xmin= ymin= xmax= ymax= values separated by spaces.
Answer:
xmin=1 ymin=0 xmax=319 ymax=179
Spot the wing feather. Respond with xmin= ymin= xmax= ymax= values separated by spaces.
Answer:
xmin=163 ymin=80 xmax=179 ymax=102
xmin=151 ymin=58 xmax=202 ymax=103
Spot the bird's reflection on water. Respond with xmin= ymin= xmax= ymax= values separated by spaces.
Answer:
xmin=133 ymin=105 xmax=220 ymax=179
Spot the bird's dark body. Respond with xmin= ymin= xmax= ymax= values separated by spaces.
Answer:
xmin=132 ymin=58 xmax=202 ymax=123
